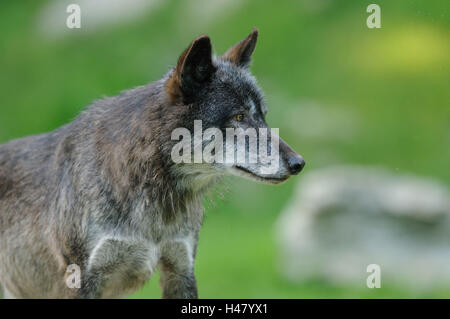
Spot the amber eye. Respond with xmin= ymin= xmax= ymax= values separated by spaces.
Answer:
xmin=234 ymin=114 xmax=244 ymax=122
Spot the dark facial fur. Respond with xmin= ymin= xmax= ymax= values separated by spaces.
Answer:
xmin=0 ymin=29 xmax=304 ymax=298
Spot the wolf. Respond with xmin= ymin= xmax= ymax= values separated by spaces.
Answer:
xmin=0 ymin=29 xmax=305 ymax=298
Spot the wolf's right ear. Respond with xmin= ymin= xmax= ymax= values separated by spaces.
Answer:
xmin=166 ymin=35 xmax=216 ymax=104
xmin=222 ymin=28 xmax=258 ymax=68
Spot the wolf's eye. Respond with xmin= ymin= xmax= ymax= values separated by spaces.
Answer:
xmin=234 ymin=114 xmax=244 ymax=122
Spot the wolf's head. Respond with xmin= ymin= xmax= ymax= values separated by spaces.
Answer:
xmin=165 ymin=29 xmax=305 ymax=185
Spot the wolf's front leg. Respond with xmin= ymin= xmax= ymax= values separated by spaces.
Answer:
xmin=159 ymin=239 xmax=198 ymax=299
xmin=79 ymin=238 xmax=154 ymax=298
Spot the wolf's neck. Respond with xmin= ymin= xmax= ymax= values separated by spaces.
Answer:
xmin=86 ymin=81 xmax=217 ymax=220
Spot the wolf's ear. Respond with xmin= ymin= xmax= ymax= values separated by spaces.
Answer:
xmin=166 ymin=35 xmax=216 ymax=104
xmin=222 ymin=28 xmax=258 ymax=68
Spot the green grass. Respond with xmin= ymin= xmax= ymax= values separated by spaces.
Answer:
xmin=1 ymin=0 xmax=449 ymax=298
xmin=130 ymin=210 xmax=450 ymax=298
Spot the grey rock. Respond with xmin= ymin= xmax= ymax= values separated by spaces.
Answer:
xmin=276 ymin=166 xmax=450 ymax=289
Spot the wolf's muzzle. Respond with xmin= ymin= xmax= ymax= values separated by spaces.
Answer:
xmin=288 ymin=155 xmax=305 ymax=175
xmin=279 ymin=137 xmax=305 ymax=176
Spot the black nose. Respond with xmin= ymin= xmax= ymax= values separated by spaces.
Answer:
xmin=288 ymin=156 xmax=305 ymax=175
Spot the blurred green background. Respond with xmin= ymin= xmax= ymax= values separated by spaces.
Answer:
xmin=0 ymin=0 xmax=449 ymax=298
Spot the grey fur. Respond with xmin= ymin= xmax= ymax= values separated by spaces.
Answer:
xmin=0 ymin=31 xmax=304 ymax=298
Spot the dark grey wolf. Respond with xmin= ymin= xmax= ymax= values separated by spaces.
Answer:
xmin=0 ymin=29 xmax=304 ymax=298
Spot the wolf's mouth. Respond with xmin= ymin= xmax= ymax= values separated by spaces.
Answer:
xmin=234 ymin=165 xmax=288 ymax=184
